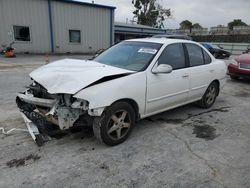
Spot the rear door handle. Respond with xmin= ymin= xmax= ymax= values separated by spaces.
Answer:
xmin=210 ymin=70 xmax=215 ymax=73
xmin=182 ymin=75 xmax=189 ymax=78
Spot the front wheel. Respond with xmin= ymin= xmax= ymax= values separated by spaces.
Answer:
xmin=197 ymin=82 xmax=219 ymax=109
xmin=93 ymin=102 xmax=135 ymax=146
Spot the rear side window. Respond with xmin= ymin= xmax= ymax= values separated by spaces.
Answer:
xmin=203 ymin=49 xmax=212 ymax=64
xmin=186 ymin=43 xmax=204 ymax=67
xmin=158 ymin=43 xmax=186 ymax=70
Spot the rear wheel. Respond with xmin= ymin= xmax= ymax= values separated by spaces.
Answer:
xmin=198 ymin=82 xmax=219 ymax=109
xmin=93 ymin=102 xmax=135 ymax=146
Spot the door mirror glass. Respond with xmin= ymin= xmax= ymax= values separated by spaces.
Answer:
xmin=152 ymin=64 xmax=173 ymax=74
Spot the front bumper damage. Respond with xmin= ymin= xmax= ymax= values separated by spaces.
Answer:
xmin=16 ymin=90 xmax=91 ymax=146
xmin=20 ymin=112 xmax=48 ymax=146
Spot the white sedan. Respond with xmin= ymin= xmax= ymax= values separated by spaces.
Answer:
xmin=17 ymin=38 xmax=227 ymax=146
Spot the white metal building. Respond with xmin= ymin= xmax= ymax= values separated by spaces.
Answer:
xmin=0 ymin=0 xmax=115 ymax=53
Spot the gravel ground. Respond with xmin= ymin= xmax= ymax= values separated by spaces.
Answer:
xmin=0 ymin=55 xmax=249 ymax=188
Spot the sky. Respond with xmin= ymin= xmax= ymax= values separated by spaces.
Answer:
xmin=79 ymin=0 xmax=250 ymax=29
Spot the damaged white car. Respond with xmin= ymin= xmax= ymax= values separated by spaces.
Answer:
xmin=16 ymin=38 xmax=227 ymax=146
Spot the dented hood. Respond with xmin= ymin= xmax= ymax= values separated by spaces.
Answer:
xmin=30 ymin=59 xmax=133 ymax=94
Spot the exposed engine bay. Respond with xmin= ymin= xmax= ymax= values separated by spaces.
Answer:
xmin=16 ymin=82 xmax=93 ymax=146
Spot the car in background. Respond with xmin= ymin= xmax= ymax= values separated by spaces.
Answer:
xmin=152 ymin=34 xmax=192 ymax=40
xmin=228 ymin=52 xmax=250 ymax=80
xmin=243 ymin=47 xmax=250 ymax=54
xmin=201 ymin=43 xmax=231 ymax=59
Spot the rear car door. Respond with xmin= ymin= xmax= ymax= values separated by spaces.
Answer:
xmin=146 ymin=43 xmax=189 ymax=115
xmin=185 ymin=43 xmax=214 ymax=101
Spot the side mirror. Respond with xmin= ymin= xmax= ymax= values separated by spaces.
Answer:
xmin=152 ymin=64 xmax=173 ymax=74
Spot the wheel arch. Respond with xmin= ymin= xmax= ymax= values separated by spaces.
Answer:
xmin=211 ymin=79 xmax=220 ymax=96
xmin=111 ymin=98 xmax=140 ymax=121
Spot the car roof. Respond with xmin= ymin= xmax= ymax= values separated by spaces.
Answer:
xmin=152 ymin=34 xmax=192 ymax=40
xmin=125 ymin=37 xmax=198 ymax=45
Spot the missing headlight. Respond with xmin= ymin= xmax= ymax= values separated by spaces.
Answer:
xmin=71 ymin=99 xmax=89 ymax=110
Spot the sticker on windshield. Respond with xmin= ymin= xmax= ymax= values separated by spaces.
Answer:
xmin=138 ymin=48 xmax=157 ymax=54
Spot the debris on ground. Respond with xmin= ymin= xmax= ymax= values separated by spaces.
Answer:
xmin=6 ymin=154 xmax=41 ymax=168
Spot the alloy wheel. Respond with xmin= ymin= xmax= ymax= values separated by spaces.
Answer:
xmin=205 ymin=85 xmax=216 ymax=105
xmin=107 ymin=110 xmax=131 ymax=140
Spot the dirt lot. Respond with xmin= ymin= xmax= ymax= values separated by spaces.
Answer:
xmin=0 ymin=55 xmax=250 ymax=188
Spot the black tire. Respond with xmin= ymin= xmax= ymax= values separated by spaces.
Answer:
xmin=197 ymin=82 xmax=219 ymax=109
xmin=93 ymin=102 xmax=135 ymax=146
xmin=230 ymin=75 xmax=239 ymax=80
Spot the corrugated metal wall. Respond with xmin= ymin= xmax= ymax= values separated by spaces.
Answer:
xmin=0 ymin=0 xmax=51 ymax=53
xmin=51 ymin=1 xmax=111 ymax=53
xmin=0 ymin=1 xmax=4 ymax=47
xmin=0 ymin=0 xmax=113 ymax=53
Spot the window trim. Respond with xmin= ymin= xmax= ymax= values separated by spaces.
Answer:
xmin=184 ymin=43 xmax=207 ymax=67
xmin=69 ymin=29 xmax=81 ymax=44
xmin=13 ymin=25 xmax=32 ymax=43
xmin=202 ymin=48 xmax=212 ymax=64
xmin=153 ymin=43 xmax=188 ymax=71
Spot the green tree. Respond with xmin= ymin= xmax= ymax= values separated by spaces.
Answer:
xmin=193 ymin=23 xmax=202 ymax=29
xmin=180 ymin=20 xmax=203 ymax=33
xmin=180 ymin=20 xmax=193 ymax=33
xmin=132 ymin=0 xmax=171 ymax=28
xmin=228 ymin=19 xmax=247 ymax=30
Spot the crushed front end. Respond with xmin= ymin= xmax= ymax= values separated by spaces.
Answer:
xmin=16 ymin=82 xmax=92 ymax=146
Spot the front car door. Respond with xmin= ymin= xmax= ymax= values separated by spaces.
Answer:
xmin=145 ymin=43 xmax=190 ymax=116
xmin=184 ymin=43 xmax=214 ymax=101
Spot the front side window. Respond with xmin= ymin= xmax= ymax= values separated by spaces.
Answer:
xmin=13 ymin=26 xmax=30 ymax=42
xmin=94 ymin=41 xmax=162 ymax=71
xmin=69 ymin=30 xmax=81 ymax=43
xmin=157 ymin=43 xmax=186 ymax=70
xmin=186 ymin=43 xmax=204 ymax=67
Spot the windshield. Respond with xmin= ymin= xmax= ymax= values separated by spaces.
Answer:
xmin=94 ymin=41 xmax=162 ymax=71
